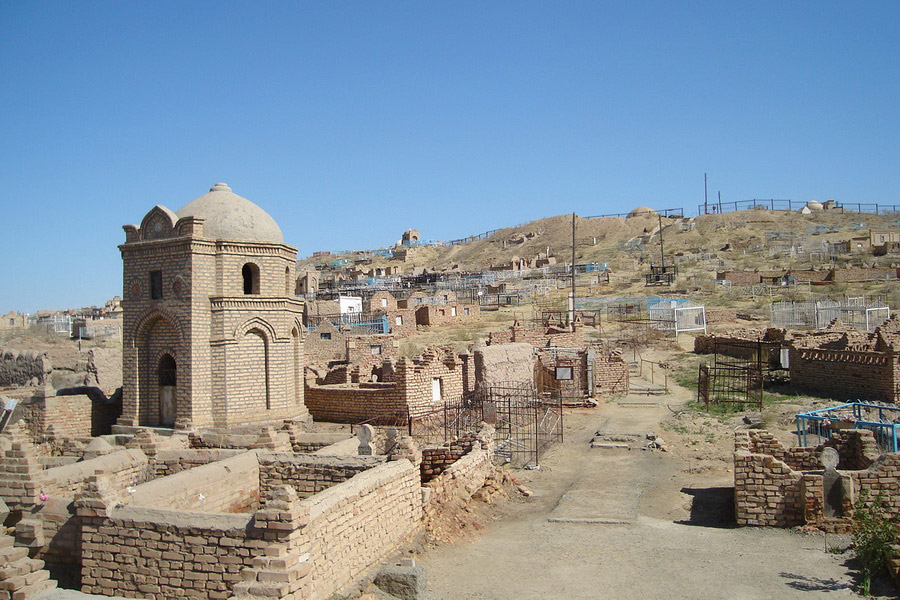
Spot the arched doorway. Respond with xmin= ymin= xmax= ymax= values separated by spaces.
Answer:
xmin=158 ymin=353 xmax=177 ymax=427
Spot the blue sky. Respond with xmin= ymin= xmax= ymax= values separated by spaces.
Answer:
xmin=1 ymin=1 xmax=898 ymax=312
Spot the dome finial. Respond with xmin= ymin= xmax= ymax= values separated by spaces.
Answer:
xmin=210 ymin=182 xmax=232 ymax=193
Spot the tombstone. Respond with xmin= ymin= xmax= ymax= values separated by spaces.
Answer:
xmin=357 ymin=424 xmax=374 ymax=456
xmin=820 ymin=447 xmax=843 ymax=517
xmin=385 ymin=427 xmax=399 ymax=454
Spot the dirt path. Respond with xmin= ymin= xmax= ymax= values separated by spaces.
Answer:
xmin=419 ymin=386 xmax=865 ymax=600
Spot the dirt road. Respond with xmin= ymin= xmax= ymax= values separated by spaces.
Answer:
xmin=420 ymin=393 xmax=866 ymax=600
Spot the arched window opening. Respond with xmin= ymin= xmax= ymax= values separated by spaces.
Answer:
xmin=242 ymin=263 xmax=260 ymax=295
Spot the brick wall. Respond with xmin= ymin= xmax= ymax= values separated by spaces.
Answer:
xmin=43 ymin=449 xmax=149 ymax=499
xmin=79 ymin=504 xmax=264 ymax=599
xmin=306 ymin=347 xmax=467 ymax=423
xmin=734 ymin=432 xmax=805 ymax=527
xmin=20 ymin=393 xmax=120 ymax=440
xmin=305 ymin=382 xmax=406 ymax=424
xmin=488 ymin=324 xmax=584 ymax=348
xmin=734 ymin=429 xmax=896 ymax=531
xmin=258 ymin=454 xmax=382 ymax=500
xmin=152 ymin=449 xmax=246 ymax=477
xmin=594 ymin=353 xmax=629 ymax=394
xmin=790 ymin=348 xmax=897 ymax=403
xmin=300 ymin=460 xmax=421 ymax=600
xmin=130 ymin=451 xmax=260 ymax=513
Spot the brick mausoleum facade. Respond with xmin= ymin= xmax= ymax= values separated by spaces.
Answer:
xmin=118 ymin=183 xmax=309 ymax=429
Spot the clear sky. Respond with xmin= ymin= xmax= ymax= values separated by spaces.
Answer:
xmin=1 ymin=1 xmax=897 ymax=313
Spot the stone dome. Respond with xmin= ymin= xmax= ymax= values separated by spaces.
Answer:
xmin=176 ymin=183 xmax=284 ymax=243
xmin=626 ymin=206 xmax=658 ymax=218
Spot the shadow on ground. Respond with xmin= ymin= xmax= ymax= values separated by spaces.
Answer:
xmin=677 ymin=486 xmax=736 ymax=528
xmin=780 ymin=572 xmax=853 ymax=593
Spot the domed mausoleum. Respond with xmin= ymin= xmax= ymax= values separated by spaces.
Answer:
xmin=118 ymin=183 xmax=308 ymax=429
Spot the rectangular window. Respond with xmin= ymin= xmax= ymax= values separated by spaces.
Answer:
xmin=150 ymin=271 xmax=163 ymax=299
xmin=451 ymin=306 xmax=457 ymax=317
xmin=381 ymin=298 xmax=388 ymax=307
xmin=370 ymin=344 xmax=382 ymax=355
xmin=555 ymin=366 xmax=573 ymax=380
xmin=395 ymin=316 xmax=403 ymax=325
xmin=464 ymin=308 xmax=470 ymax=316
xmin=320 ymin=332 xmax=332 ymax=340
xmin=432 ymin=377 xmax=442 ymax=403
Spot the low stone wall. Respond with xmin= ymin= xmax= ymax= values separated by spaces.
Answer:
xmin=258 ymin=453 xmax=383 ymax=500
xmin=152 ymin=448 xmax=246 ymax=477
xmin=131 ymin=451 xmax=260 ymax=513
xmin=43 ymin=448 xmax=149 ymax=499
xmin=301 ymin=459 xmax=422 ymax=600
xmin=291 ymin=432 xmax=353 ymax=453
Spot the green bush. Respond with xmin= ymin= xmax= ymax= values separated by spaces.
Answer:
xmin=852 ymin=491 xmax=898 ymax=595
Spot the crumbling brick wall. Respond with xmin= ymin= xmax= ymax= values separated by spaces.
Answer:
xmin=594 ymin=353 xmax=629 ymax=394
xmin=0 ymin=349 xmax=51 ymax=387
xmin=735 ymin=429 xmax=894 ymax=530
xmin=734 ymin=432 xmax=806 ymax=527
xmin=488 ymin=323 xmax=584 ymax=348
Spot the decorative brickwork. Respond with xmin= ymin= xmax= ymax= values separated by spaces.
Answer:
xmin=119 ymin=184 xmax=309 ymax=430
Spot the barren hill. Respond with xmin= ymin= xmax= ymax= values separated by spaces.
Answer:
xmin=299 ymin=207 xmax=899 ymax=275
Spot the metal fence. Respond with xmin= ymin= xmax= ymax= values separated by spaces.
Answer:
xmin=796 ymin=403 xmax=900 ymax=454
xmin=352 ymin=382 xmax=563 ymax=468
xmin=771 ymin=299 xmax=891 ymax=331
xmin=306 ymin=312 xmax=389 ymax=334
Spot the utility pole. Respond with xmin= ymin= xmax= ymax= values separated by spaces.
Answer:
xmin=658 ymin=214 xmax=666 ymax=273
xmin=570 ymin=212 xmax=576 ymax=331
xmin=704 ymin=173 xmax=708 ymax=215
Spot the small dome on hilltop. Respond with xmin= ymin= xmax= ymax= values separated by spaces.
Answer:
xmin=627 ymin=206 xmax=658 ymax=218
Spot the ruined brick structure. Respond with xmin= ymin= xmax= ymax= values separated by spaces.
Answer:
xmin=488 ymin=321 xmax=584 ymax=348
xmin=118 ymin=183 xmax=309 ymax=429
xmin=734 ymin=429 xmax=900 ymax=536
xmin=305 ymin=347 xmax=471 ymax=423
xmin=534 ymin=347 xmax=629 ymax=399
xmin=695 ymin=318 xmax=900 ymax=404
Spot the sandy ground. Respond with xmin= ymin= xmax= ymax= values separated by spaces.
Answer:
xmin=418 ymin=375 xmax=886 ymax=600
